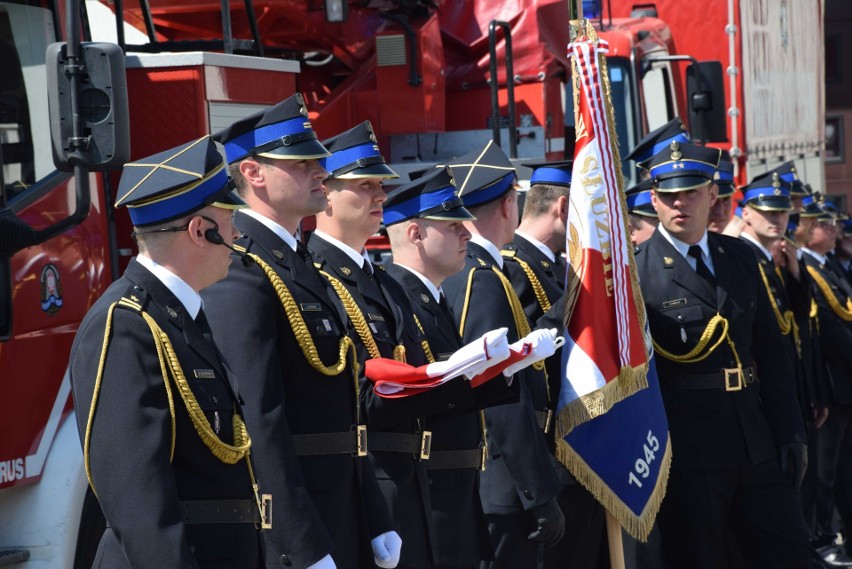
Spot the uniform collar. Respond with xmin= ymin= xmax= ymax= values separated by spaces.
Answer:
xmin=241 ymin=209 xmax=298 ymax=251
xmin=740 ymin=232 xmax=772 ymax=261
xmin=515 ymin=230 xmax=555 ymax=262
xmin=658 ymin=224 xmax=710 ymax=261
xmin=313 ymin=229 xmax=371 ymax=269
xmin=802 ymin=247 xmax=828 ymax=265
xmin=136 ymin=253 xmax=202 ymax=318
xmin=393 ymin=262 xmax=443 ymax=302
xmin=470 ymin=234 xmax=504 ymax=269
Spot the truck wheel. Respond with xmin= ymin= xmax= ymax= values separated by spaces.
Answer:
xmin=73 ymin=488 xmax=106 ymax=569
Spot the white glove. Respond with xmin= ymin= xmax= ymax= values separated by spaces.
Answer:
xmin=502 ymin=328 xmax=564 ymax=377
xmin=306 ymin=554 xmax=336 ymax=569
xmin=371 ymin=530 xmax=402 ymax=568
xmin=450 ymin=327 xmax=510 ymax=380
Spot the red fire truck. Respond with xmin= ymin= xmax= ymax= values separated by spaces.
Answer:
xmin=0 ymin=0 xmax=823 ymax=566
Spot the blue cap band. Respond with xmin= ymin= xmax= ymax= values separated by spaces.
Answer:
xmin=383 ymin=184 xmax=459 ymax=225
xmin=651 ymin=159 xmax=717 ymax=180
xmin=742 ymin=184 xmax=791 ymax=204
xmin=224 ymin=117 xmax=314 ymax=163
xmin=626 ymin=190 xmax=652 ymax=211
xmin=128 ymin=167 xmax=229 ymax=226
xmin=530 ymin=167 xmax=572 ymax=186
xmin=634 ymin=132 xmax=690 ymax=163
xmin=802 ymin=195 xmax=816 ymax=206
xmin=321 ymin=142 xmax=382 ymax=174
xmin=461 ymin=172 xmax=516 ymax=207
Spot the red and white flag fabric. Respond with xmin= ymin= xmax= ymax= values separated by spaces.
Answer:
xmin=555 ymin=20 xmax=670 ymax=542
xmin=558 ymin=25 xmax=649 ymax=432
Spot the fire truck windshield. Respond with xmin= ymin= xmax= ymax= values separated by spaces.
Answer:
xmin=0 ymin=2 xmax=55 ymax=205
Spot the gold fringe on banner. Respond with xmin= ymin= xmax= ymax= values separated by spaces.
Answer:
xmin=556 ymin=432 xmax=671 ymax=542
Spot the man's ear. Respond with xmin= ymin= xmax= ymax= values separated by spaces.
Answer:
xmin=502 ymin=193 xmax=515 ymax=220
xmin=556 ymin=195 xmax=568 ymax=222
xmin=407 ymin=220 xmax=424 ymax=245
xmin=186 ymin=216 xmax=207 ymax=247
xmin=240 ymin=159 xmax=264 ymax=187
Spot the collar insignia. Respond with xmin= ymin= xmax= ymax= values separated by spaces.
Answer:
xmin=541 ymin=260 xmax=551 ymax=268
xmin=340 ymin=266 xmax=352 ymax=276
xmin=166 ymin=307 xmax=178 ymax=318
xmin=421 ymin=293 xmax=430 ymax=304
xmin=272 ymin=249 xmax=284 ymax=260
xmin=663 ymin=256 xmax=674 ymax=265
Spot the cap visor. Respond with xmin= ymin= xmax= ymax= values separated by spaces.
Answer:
xmin=715 ymin=183 xmax=735 ymax=197
xmin=335 ymin=163 xmax=399 ymax=180
xmin=423 ymin=206 xmax=476 ymax=222
xmin=744 ymin=199 xmax=792 ymax=212
xmin=630 ymin=206 xmax=658 ymax=218
xmin=212 ymin=188 xmax=248 ymax=210
xmin=653 ymin=176 xmax=712 ymax=192
xmin=257 ymin=139 xmax=331 ymax=160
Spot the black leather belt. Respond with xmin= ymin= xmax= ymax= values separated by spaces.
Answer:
xmin=426 ymin=447 xmax=487 ymax=471
xmin=291 ymin=426 xmax=367 ymax=457
xmin=664 ymin=364 xmax=758 ymax=392
xmin=535 ymin=409 xmax=553 ymax=433
xmin=368 ymin=431 xmax=432 ymax=460
xmin=181 ymin=500 xmax=260 ymax=525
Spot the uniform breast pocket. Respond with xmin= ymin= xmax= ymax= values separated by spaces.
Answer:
xmin=655 ymin=303 xmax=705 ymax=340
xmin=189 ymin=373 xmax=233 ymax=412
xmin=302 ymin=312 xmax=342 ymax=338
xmin=367 ymin=318 xmax=394 ymax=345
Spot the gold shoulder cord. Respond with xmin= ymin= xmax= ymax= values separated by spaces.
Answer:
xmin=501 ymin=251 xmax=552 ymax=314
xmin=807 ymin=265 xmax=852 ymax=322
xmin=652 ymin=313 xmax=743 ymax=370
xmin=413 ymin=314 xmax=436 ymax=364
xmin=757 ymin=263 xmax=801 ymax=357
xmin=319 ymin=270 xmax=407 ymax=362
xmin=84 ymin=298 xmax=251 ymax=498
xmin=242 ymin=249 xmax=359 ymax=377
xmin=490 ymin=267 xmax=545 ymax=373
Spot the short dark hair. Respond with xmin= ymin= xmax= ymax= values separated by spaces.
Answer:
xmin=522 ymin=183 xmax=568 ymax=220
xmin=229 ymin=155 xmax=277 ymax=197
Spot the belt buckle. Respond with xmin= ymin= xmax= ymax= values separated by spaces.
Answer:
xmin=724 ymin=367 xmax=743 ymax=391
xmin=260 ymin=494 xmax=272 ymax=530
xmin=419 ymin=430 xmax=432 ymax=460
xmin=480 ymin=444 xmax=488 ymax=472
xmin=355 ymin=425 xmax=368 ymax=457
xmin=543 ymin=409 xmax=553 ymax=434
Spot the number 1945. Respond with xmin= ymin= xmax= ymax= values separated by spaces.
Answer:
xmin=628 ymin=430 xmax=660 ymax=489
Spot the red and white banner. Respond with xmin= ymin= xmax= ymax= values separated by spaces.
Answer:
xmin=559 ymin=30 xmax=649 ymax=431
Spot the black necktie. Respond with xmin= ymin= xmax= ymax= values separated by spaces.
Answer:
xmin=362 ymin=261 xmax=374 ymax=278
xmin=195 ymin=309 xmax=214 ymax=344
xmin=438 ymin=292 xmax=449 ymax=313
xmin=687 ymin=245 xmax=715 ymax=286
xmin=296 ymin=240 xmax=312 ymax=263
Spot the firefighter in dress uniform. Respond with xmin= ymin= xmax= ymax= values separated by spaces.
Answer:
xmin=441 ymin=141 xmax=564 ymax=569
xmin=634 ymin=141 xmax=811 ymax=568
xmin=625 ymin=178 xmax=659 ymax=247
xmin=383 ymin=166 xmax=520 ymax=568
xmin=308 ymin=123 xmax=477 ymax=569
xmin=202 ymin=96 xmax=399 ymax=569
xmin=802 ymin=204 xmax=852 ymax=562
xmin=68 ymin=136 xmax=296 ymax=568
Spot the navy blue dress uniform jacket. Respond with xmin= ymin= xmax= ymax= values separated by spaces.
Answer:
xmin=386 ymin=263 xmax=513 ymax=565
xmin=202 ymin=212 xmax=393 ymax=569
xmin=309 ymin=233 xmax=475 ymax=569
xmin=69 ymin=259 xmax=281 ymax=569
xmin=442 ymin=242 xmax=562 ymax=515
xmin=635 ymin=230 xmax=806 ymax=471
xmin=741 ymin=238 xmax=830 ymax=418
xmin=802 ymin=252 xmax=852 ymax=405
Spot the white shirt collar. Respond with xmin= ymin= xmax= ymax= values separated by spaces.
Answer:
xmin=393 ymin=263 xmax=443 ymax=302
xmin=657 ymin=224 xmax=714 ymax=274
xmin=802 ymin=247 xmax=827 ymax=265
xmin=136 ymin=254 xmax=202 ymax=319
xmin=740 ymin=232 xmax=772 ymax=261
xmin=313 ymin=229 xmax=372 ymax=269
xmin=515 ymin=230 xmax=555 ymax=262
xmin=470 ymin=234 xmax=504 ymax=269
xmin=241 ymin=209 xmax=298 ymax=252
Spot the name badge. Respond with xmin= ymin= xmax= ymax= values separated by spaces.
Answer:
xmin=300 ymin=303 xmax=322 ymax=312
xmin=662 ymin=298 xmax=687 ymax=309
xmin=368 ymin=313 xmax=385 ymax=322
xmin=193 ymin=369 xmax=216 ymax=379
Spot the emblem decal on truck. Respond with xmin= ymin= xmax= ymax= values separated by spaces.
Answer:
xmin=40 ymin=264 xmax=63 ymax=315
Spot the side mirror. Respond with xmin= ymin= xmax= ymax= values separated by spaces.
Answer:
xmin=47 ymin=42 xmax=130 ymax=172
xmin=686 ymin=61 xmax=727 ymax=143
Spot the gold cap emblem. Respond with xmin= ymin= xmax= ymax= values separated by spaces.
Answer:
xmin=772 ymin=172 xmax=782 ymax=196
xmin=670 ymin=141 xmax=682 ymax=161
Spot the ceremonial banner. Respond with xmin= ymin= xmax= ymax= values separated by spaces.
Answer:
xmin=556 ymin=21 xmax=670 ymax=540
